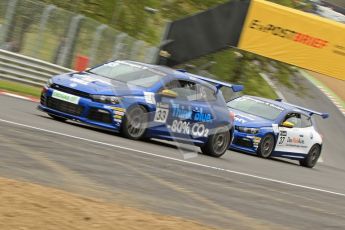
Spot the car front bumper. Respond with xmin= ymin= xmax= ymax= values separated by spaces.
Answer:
xmin=230 ymin=130 xmax=261 ymax=154
xmin=39 ymin=88 xmax=125 ymax=132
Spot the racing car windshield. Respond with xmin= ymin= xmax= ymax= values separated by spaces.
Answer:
xmin=88 ymin=61 xmax=166 ymax=88
xmin=227 ymin=97 xmax=284 ymax=120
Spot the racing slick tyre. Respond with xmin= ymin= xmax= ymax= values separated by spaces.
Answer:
xmin=201 ymin=127 xmax=230 ymax=158
xmin=48 ymin=113 xmax=67 ymax=122
xmin=257 ymin=134 xmax=275 ymax=158
xmin=299 ymin=144 xmax=321 ymax=168
xmin=122 ymin=106 xmax=148 ymax=140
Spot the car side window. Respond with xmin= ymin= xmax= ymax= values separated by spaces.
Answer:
xmin=301 ymin=115 xmax=312 ymax=128
xmin=283 ymin=113 xmax=302 ymax=128
xmin=163 ymin=80 xmax=197 ymax=100
xmin=196 ymin=84 xmax=217 ymax=102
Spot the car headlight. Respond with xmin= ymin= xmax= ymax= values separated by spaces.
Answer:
xmin=45 ymin=79 xmax=53 ymax=88
xmin=91 ymin=95 xmax=122 ymax=104
xmin=235 ymin=126 xmax=260 ymax=134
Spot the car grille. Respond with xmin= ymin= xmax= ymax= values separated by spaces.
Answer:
xmin=87 ymin=108 xmax=112 ymax=124
xmin=46 ymin=97 xmax=84 ymax=116
xmin=51 ymin=84 xmax=90 ymax=99
xmin=233 ymin=137 xmax=253 ymax=148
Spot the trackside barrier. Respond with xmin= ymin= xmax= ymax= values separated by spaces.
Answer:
xmin=0 ymin=49 xmax=72 ymax=87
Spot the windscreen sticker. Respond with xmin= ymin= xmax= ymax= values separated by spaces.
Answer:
xmin=241 ymin=96 xmax=284 ymax=111
xmin=144 ymin=92 xmax=156 ymax=104
xmin=71 ymin=76 xmax=111 ymax=86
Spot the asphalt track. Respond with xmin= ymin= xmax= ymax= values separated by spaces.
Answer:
xmin=0 ymin=94 xmax=345 ymax=229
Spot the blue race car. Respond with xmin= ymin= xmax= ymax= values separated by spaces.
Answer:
xmin=227 ymin=96 xmax=329 ymax=168
xmin=39 ymin=60 xmax=243 ymax=157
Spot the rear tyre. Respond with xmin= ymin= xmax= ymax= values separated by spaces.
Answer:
xmin=48 ymin=114 xmax=67 ymax=122
xmin=257 ymin=134 xmax=275 ymax=158
xmin=122 ymin=106 xmax=148 ymax=140
xmin=299 ymin=144 xmax=321 ymax=168
xmin=201 ymin=127 xmax=230 ymax=158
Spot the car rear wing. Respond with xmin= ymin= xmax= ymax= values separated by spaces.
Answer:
xmin=279 ymin=100 xmax=329 ymax=119
xmin=186 ymin=73 xmax=244 ymax=92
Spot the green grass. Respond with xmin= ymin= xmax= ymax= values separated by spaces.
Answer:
xmin=0 ymin=80 xmax=41 ymax=98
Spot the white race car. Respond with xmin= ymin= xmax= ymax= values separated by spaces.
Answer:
xmin=227 ymin=96 xmax=329 ymax=168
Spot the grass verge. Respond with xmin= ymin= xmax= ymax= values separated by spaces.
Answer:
xmin=0 ymin=80 xmax=41 ymax=98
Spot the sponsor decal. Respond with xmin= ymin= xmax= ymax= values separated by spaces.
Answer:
xmin=114 ymin=111 xmax=124 ymax=116
xmin=104 ymin=106 xmax=126 ymax=112
xmin=52 ymin=90 xmax=80 ymax=104
xmin=287 ymin=136 xmax=304 ymax=145
xmin=170 ymin=120 xmax=209 ymax=137
xmin=172 ymin=104 xmax=192 ymax=120
xmin=280 ymin=130 xmax=287 ymax=136
xmin=114 ymin=119 xmax=122 ymax=123
xmin=253 ymin=136 xmax=261 ymax=147
xmin=171 ymin=103 xmax=212 ymax=122
xmin=114 ymin=115 xmax=123 ymax=119
xmin=194 ymin=112 xmax=212 ymax=122
xmin=154 ymin=103 xmax=169 ymax=123
xmin=97 ymin=109 xmax=109 ymax=114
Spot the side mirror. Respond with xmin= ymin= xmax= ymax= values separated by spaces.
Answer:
xmin=159 ymin=89 xmax=178 ymax=98
xmin=281 ymin=121 xmax=294 ymax=128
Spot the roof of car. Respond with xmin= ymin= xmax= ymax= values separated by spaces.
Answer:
xmin=124 ymin=60 xmax=218 ymax=89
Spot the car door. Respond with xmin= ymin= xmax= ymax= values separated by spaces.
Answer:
xmin=152 ymin=79 xmax=214 ymax=140
xmin=275 ymin=113 xmax=313 ymax=154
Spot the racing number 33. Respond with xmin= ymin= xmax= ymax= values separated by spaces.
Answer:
xmin=154 ymin=107 xmax=169 ymax=123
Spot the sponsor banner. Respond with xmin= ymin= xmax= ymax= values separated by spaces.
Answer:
xmin=238 ymin=0 xmax=345 ymax=81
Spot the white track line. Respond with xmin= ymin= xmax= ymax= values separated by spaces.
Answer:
xmin=0 ymin=91 xmax=39 ymax=102
xmin=1 ymin=118 xmax=344 ymax=198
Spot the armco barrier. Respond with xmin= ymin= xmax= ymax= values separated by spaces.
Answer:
xmin=0 ymin=49 xmax=72 ymax=87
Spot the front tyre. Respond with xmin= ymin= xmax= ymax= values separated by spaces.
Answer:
xmin=201 ymin=127 xmax=230 ymax=158
xmin=257 ymin=134 xmax=275 ymax=158
xmin=299 ymin=144 xmax=321 ymax=168
xmin=122 ymin=106 xmax=148 ymax=140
